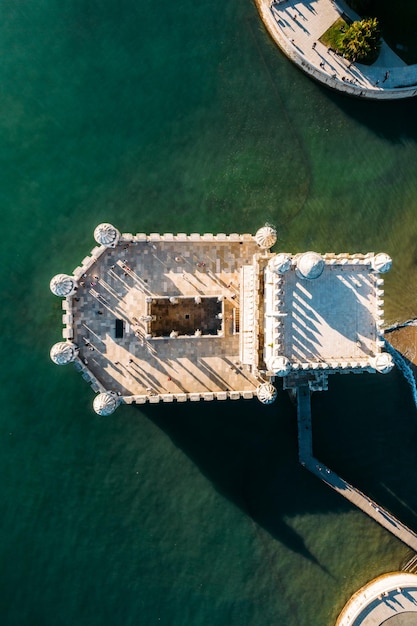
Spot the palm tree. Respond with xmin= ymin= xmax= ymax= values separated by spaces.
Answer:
xmin=341 ymin=18 xmax=381 ymax=63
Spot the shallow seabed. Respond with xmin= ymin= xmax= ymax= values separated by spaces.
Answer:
xmin=1 ymin=1 xmax=417 ymax=625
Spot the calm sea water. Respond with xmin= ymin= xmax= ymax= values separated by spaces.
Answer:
xmin=2 ymin=1 xmax=417 ymax=624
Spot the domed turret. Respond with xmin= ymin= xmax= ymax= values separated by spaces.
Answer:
xmin=271 ymin=253 xmax=292 ymax=274
xmin=296 ymin=252 xmax=324 ymax=280
xmin=93 ymin=392 xmax=120 ymax=415
xmin=256 ymin=382 xmax=278 ymax=404
xmin=267 ymin=356 xmax=291 ymax=377
xmin=255 ymin=226 xmax=277 ymax=250
xmin=50 ymin=274 xmax=77 ymax=297
xmin=93 ymin=223 xmax=120 ymax=248
xmin=371 ymin=252 xmax=392 ymax=273
xmin=50 ymin=342 xmax=78 ymax=365
xmin=370 ymin=353 xmax=394 ymax=374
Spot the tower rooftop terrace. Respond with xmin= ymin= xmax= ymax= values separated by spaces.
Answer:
xmin=50 ymin=224 xmax=393 ymax=413
xmin=277 ymin=261 xmax=379 ymax=364
xmin=61 ymin=234 xmax=264 ymax=404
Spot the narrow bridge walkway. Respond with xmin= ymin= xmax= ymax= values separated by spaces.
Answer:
xmin=296 ymin=385 xmax=417 ymax=552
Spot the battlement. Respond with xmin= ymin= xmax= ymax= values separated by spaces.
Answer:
xmin=50 ymin=224 xmax=393 ymax=414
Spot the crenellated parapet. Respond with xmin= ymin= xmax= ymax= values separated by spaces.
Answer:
xmin=132 ymin=232 xmax=254 ymax=243
xmin=50 ymin=223 xmax=269 ymax=414
xmin=49 ymin=225 xmax=394 ymax=411
xmin=261 ymin=251 xmax=393 ymax=388
xmin=123 ymin=389 xmax=256 ymax=405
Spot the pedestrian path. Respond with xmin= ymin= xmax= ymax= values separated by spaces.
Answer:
xmin=255 ymin=0 xmax=417 ymax=99
xmin=296 ymin=384 xmax=417 ymax=552
xmin=336 ymin=572 xmax=417 ymax=625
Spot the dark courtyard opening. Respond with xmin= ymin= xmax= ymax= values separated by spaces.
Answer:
xmin=150 ymin=297 xmax=223 ymax=337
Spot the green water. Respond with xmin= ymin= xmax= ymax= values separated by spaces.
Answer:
xmin=2 ymin=1 xmax=417 ymax=624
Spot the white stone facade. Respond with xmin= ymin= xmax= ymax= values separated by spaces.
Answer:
xmin=50 ymin=226 xmax=394 ymax=412
xmin=259 ymin=252 xmax=393 ymax=387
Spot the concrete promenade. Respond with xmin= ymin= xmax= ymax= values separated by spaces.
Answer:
xmin=255 ymin=0 xmax=417 ymax=99
xmin=296 ymin=385 xmax=417 ymax=552
xmin=336 ymin=572 xmax=417 ymax=625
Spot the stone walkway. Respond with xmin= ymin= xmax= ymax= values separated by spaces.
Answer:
xmin=296 ymin=384 xmax=417 ymax=552
xmin=336 ymin=572 xmax=417 ymax=625
xmin=255 ymin=0 xmax=417 ymax=99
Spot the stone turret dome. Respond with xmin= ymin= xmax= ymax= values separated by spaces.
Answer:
xmin=296 ymin=252 xmax=324 ymax=280
xmin=256 ymin=383 xmax=278 ymax=404
xmin=267 ymin=355 xmax=291 ymax=377
xmin=255 ymin=226 xmax=277 ymax=250
xmin=271 ymin=253 xmax=292 ymax=274
xmin=50 ymin=274 xmax=77 ymax=297
xmin=370 ymin=353 xmax=394 ymax=374
xmin=371 ymin=253 xmax=392 ymax=273
xmin=50 ymin=342 xmax=78 ymax=365
xmin=93 ymin=392 xmax=120 ymax=415
xmin=93 ymin=223 xmax=120 ymax=247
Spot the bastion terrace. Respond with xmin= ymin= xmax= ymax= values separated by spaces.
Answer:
xmin=67 ymin=236 xmax=263 ymax=400
xmin=279 ymin=263 xmax=378 ymax=364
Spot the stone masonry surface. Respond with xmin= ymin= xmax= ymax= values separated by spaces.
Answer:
xmin=72 ymin=239 xmax=263 ymax=398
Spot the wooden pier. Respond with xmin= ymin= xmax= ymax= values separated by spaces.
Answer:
xmin=296 ymin=385 xmax=417 ymax=552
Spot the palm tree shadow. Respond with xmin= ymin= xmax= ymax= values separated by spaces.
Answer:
xmin=139 ymin=393 xmax=345 ymax=571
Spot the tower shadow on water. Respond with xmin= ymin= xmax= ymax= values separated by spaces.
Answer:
xmin=139 ymin=393 xmax=346 ymax=569
xmin=313 ymin=362 xmax=417 ymax=534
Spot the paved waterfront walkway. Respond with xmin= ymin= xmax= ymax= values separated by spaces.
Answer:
xmin=336 ymin=572 xmax=417 ymax=625
xmin=296 ymin=385 xmax=417 ymax=552
xmin=255 ymin=0 xmax=417 ymax=99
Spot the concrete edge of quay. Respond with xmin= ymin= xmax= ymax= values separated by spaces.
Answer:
xmin=254 ymin=0 xmax=417 ymax=100
xmin=336 ymin=572 xmax=417 ymax=625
